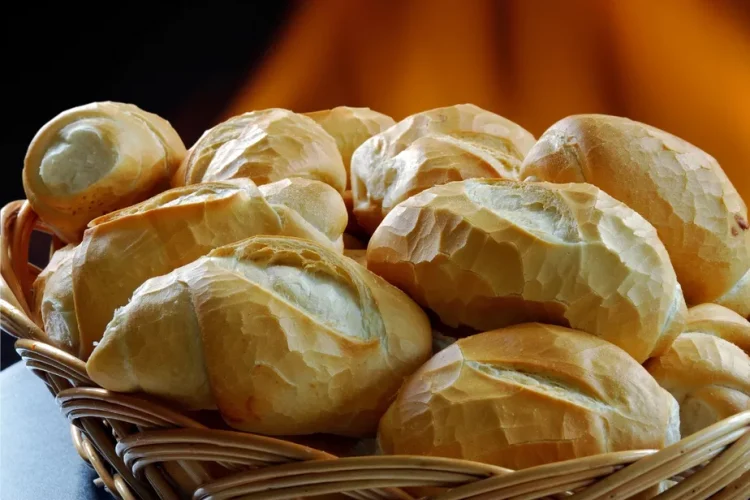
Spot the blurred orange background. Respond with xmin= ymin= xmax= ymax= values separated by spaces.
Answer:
xmin=224 ymin=0 xmax=750 ymax=201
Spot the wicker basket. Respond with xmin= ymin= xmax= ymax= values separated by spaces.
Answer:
xmin=1 ymin=199 xmax=749 ymax=500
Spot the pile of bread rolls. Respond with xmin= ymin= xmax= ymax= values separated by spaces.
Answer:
xmin=24 ymin=101 xmax=749 ymax=472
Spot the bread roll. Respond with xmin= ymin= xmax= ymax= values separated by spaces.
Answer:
xmin=351 ymin=104 xmax=536 ymax=233
xmin=367 ymin=179 xmax=686 ymax=362
xmin=73 ymin=178 xmax=346 ymax=360
xmin=304 ymin=106 xmax=396 ymax=188
xmin=645 ymin=333 xmax=750 ymax=436
xmin=172 ymin=108 xmax=346 ymax=193
xmin=378 ymin=323 xmax=680 ymax=470
xmin=684 ymin=304 xmax=750 ymax=353
xmin=258 ymin=178 xmax=347 ymax=252
xmin=521 ymin=114 xmax=750 ymax=317
xmin=23 ymin=102 xmax=186 ymax=243
xmin=87 ymin=236 xmax=433 ymax=437
xmin=31 ymin=244 xmax=79 ymax=354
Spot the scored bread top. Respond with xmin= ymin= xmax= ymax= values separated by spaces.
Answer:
xmin=73 ymin=178 xmax=347 ymax=360
xmin=350 ymin=104 xmax=536 ymax=233
xmin=172 ymin=108 xmax=347 ymax=192
xmin=87 ymin=236 xmax=432 ymax=437
xmin=22 ymin=101 xmax=187 ymax=243
xmin=367 ymin=178 xmax=687 ymax=362
xmin=378 ymin=323 xmax=680 ymax=470
xmin=521 ymin=114 xmax=750 ymax=316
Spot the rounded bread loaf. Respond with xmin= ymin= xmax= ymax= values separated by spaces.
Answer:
xmin=304 ymin=106 xmax=396 ymax=189
xmin=172 ymin=108 xmax=346 ymax=193
xmin=520 ymin=114 xmax=750 ymax=317
xmin=23 ymin=101 xmax=186 ymax=243
xmin=258 ymin=177 xmax=348 ymax=252
xmin=684 ymin=303 xmax=750 ymax=353
xmin=72 ymin=178 xmax=346 ymax=359
xmin=31 ymin=244 xmax=79 ymax=355
xmin=350 ymin=104 xmax=536 ymax=233
xmin=86 ymin=236 xmax=433 ymax=437
xmin=645 ymin=333 xmax=750 ymax=436
xmin=367 ymin=178 xmax=686 ymax=362
xmin=378 ymin=323 xmax=680 ymax=470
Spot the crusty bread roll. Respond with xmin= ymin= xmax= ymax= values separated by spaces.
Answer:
xmin=645 ymin=333 xmax=750 ymax=436
xmin=258 ymin=177 xmax=347 ymax=252
xmin=304 ymin=106 xmax=396 ymax=189
xmin=350 ymin=104 xmax=536 ymax=234
xmin=684 ymin=304 xmax=750 ymax=353
xmin=23 ymin=101 xmax=186 ymax=243
xmin=172 ymin=108 xmax=346 ymax=193
xmin=521 ymin=114 xmax=750 ymax=317
xmin=31 ymin=244 xmax=79 ymax=354
xmin=73 ymin=178 xmax=347 ymax=360
xmin=378 ymin=323 xmax=680 ymax=470
xmin=367 ymin=179 xmax=686 ymax=362
xmin=87 ymin=236 xmax=433 ymax=437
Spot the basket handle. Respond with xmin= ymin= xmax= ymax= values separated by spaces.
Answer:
xmin=0 ymin=200 xmax=62 ymax=335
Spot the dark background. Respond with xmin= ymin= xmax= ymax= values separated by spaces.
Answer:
xmin=1 ymin=3 xmax=294 ymax=368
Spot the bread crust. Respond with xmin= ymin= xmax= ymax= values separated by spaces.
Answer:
xmin=173 ymin=108 xmax=346 ymax=193
xmin=304 ymin=106 xmax=396 ymax=189
xmin=87 ymin=236 xmax=433 ymax=437
xmin=367 ymin=178 xmax=686 ymax=362
xmin=522 ymin=114 xmax=750 ymax=316
xmin=378 ymin=323 xmax=680 ymax=470
xmin=645 ymin=333 xmax=750 ymax=436
xmin=23 ymin=101 xmax=186 ymax=243
xmin=73 ymin=178 xmax=346 ymax=359
xmin=351 ymin=104 xmax=535 ymax=233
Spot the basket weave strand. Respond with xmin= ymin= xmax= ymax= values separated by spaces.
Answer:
xmin=1 ymin=199 xmax=749 ymax=500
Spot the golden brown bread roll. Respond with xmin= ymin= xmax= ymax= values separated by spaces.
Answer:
xmin=304 ymin=106 xmax=396 ymax=188
xmin=350 ymin=104 xmax=536 ymax=233
xmin=521 ymin=114 xmax=750 ymax=317
xmin=378 ymin=323 xmax=680 ymax=470
xmin=72 ymin=178 xmax=347 ymax=360
xmin=367 ymin=179 xmax=686 ymax=362
xmin=645 ymin=333 xmax=750 ymax=436
xmin=258 ymin=177 xmax=347 ymax=252
xmin=172 ymin=108 xmax=346 ymax=192
xmin=23 ymin=101 xmax=186 ymax=243
xmin=31 ymin=244 xmax=79 ymax=354
xmin=87 ymin=236 xmax=433 ymax=437
xmin=684 ymin=303 xmax=750 ymax=353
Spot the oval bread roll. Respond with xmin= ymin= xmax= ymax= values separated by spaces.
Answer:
xmin=367 ymin=179 xmax=687 ymax=362
xmin=172 ymin=108 xmax=346 ymax=193
xmin=645 ymin=333 xmax=750 ymax=436
xmin=350 ymin=104 xmax=536 ymax=233
xmin=87 ymin=236 xmax=433 ymax=437
xmin=378 ymin=323 xmax=680 ymax=470
xmin=521 ymin=114 xmax=750 ymax=317
xmin=258 ymin=177 xmax=348 ymax=252
xmin=23 ymin=101 xmax=186 ymax=243
xmin=684 ymin=304 xmax=750 ymax=353
xmin=73 ymin=178 xmax=347 ymax=359
xmin=304 ymin=106 xmax=396 ymax=188
xmin=31 ymin=244 xmax=79 ymax=355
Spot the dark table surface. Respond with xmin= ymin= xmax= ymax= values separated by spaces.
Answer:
xmin=0 ymin=361 xmax=110 ymax=499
